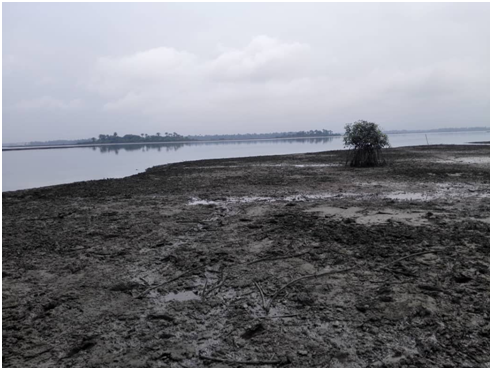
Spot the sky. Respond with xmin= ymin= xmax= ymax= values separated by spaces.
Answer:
xmin=2 ymin=2 xmax=490 ymax=143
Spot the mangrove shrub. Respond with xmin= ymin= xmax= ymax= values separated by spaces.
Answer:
xmin=343 ymin=120 xmax=390 ymax=167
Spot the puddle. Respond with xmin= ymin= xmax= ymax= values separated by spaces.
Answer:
xmin=454 ymin=157 xmax=489 ymax=164
xmin=433 ymin=156 xmax=490 ymax=165
xmin=245 ymin=205 xmax=271 ymax=217
xmin=185 ymin=163 xmax=341 ymax=170
xmin=185 ymin=165 xmax=242 ymax=169
xmin=435 ymin=184 xmax=490 ymax=199
xmin=189 ymin=184 xmax=489 ymax=206
xmin=384 ymin=192 xmax=433 ymax=201
xmin=162 ymin=291 xmax=200 ymax=302
xmin=356 ymin=211 xmax=427 ymax=226
xmin=384 ymin=188 xmax=489 ymax=201
xmin=292 ymin=164 xmax=341 ymax=168
xmin=306 ymin=206 xmax=363 ymax=218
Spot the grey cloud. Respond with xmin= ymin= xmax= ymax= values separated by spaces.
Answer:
xmin=12 ymin=96 xmax=83 ymax=111
xmin=92 ymin=36 xmax=313 ymax=118
xmin=91 ymin=34 xmax=487 ymax=131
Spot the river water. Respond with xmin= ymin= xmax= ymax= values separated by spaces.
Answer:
xmin=2 ymin=131 xmax=489 ymax=191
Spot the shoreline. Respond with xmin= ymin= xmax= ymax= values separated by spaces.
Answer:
xmin=2 ymin=144 xmax=489 ymax=194
xmin=2 ymin=135 xmax=342 ymax=151
xmin=2 ymin=130 xmax=490 ymax=151
xmin=3 ymin=144 xmax=490 ymax=367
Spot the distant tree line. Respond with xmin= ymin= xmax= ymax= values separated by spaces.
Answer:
xmin=384 ymin=127 xmax=490 ymax=134
xmin=188 ymin=129 xmax=340 ymax=141
xmin=28 ymin=139 xmax=91 ymax=146
xmin=20 ymin=126 xmax=488 ymax=148
xmin=87 ymin=132 xmax=190 ymax=144
xmin=84 ymin=129 xmax=341 ymax=144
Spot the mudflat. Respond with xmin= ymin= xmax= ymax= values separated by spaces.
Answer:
xmin=2 ymin=145 xmax=490 ymax=367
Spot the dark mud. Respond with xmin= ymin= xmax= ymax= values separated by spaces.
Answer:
xmin=2 ymin=145 xmax=490 ymax=367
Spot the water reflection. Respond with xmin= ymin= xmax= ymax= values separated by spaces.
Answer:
xmin=95 ymin=137 xmax=335 ymax=155
xmin=97 ymin=143 xmax=185 ymax=154
xmin=4 ymin=132 xmax=489 ymax=192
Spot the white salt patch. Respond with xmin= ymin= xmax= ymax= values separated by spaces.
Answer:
xmin=189 ymin=197 xmax=219 ymax=205
xmin=284 ymin=193 xmax=359 ymax=201
xmin=227 ymin=196 xmax=276 ymax=203
xmin=189 ymin=192 xmax=362 ymax=206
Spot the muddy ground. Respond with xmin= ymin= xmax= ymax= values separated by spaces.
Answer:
xmin=2 ymin=145 xmax=490 ymax=367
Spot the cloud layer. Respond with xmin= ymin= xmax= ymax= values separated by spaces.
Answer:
xmin=87 ymin=36 xmax=314 ymax=122
xmin=13 ymin=96 xmax=83 ymax=111
xmin=86 ymin=35 xmax=488 ymax=132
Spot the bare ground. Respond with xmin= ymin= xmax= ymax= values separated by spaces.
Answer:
xmin=2 ymin=145 xmax=490 ymax=367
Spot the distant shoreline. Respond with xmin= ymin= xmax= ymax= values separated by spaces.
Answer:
xmin=2 ymin=135 xmax=341 ymax=151
xmin=2 ymin=130 xmax=490 ymax=151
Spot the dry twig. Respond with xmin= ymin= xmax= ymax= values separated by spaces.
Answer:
xmin=247 ymin=249 xmax=311 ymax=265
xmin=203 ymin=272 xmax=226 ymax=297
xmin=199 ymin=354 xmax=285 ymax=365
xmin=135 ymin=265 xmax=203 ymax=299
xmin=201 ymin=278 xmax=209 ymax=298
xmin=265 ymin=266 xmax=357 ymax=312
xmin=254 ymin=282 xmax=267 ymax=311
xmin=258 ymin=314 xmax=299 ymax=319
xmin=379 ymin=248 xmax=442 ymax=271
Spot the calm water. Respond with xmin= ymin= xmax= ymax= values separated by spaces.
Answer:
xmin=2 ymin=131 xmax=489 ymax=192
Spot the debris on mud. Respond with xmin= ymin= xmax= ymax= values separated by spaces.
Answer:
xmin=2 ymin=145 xmax=490 ymax=367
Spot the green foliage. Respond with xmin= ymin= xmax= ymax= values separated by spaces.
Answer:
xmin=343 ymin=120 xmax=390 ymax=167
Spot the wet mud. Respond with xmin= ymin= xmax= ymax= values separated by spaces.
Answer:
xmin=2 ymin=145 xmax=490 ymax=367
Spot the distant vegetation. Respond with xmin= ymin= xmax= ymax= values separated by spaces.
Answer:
xmin=9 ymin=129 xmax=339 ymax=147
xmin=6 ymin=126 xmax=487 ymax=147
xmin=384 ymin=127 xmax=490 ymax=134
xmin=89 ymin=129 xmax=339 ymax=144
xmin=24 ymin=139 xmax=92 ymax=146
xmin=188 ymin=129 xmax=340 ymax=141
xmin=89 ymin=132 xmax=189 ymax=144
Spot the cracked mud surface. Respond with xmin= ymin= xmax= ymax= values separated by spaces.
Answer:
xmin=2 ymin=145 xmax=490 ymax=367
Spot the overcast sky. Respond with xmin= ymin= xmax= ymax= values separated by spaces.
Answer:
xmin=2 ymin=2 xmax=490 ymax=142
